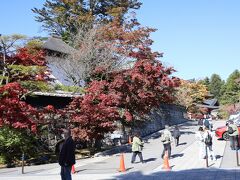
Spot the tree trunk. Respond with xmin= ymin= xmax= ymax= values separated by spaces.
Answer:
xmin=121 ymin=120 xmax=127 ymax=144
xmin=94 ymin=138 xmax=102 ymax=151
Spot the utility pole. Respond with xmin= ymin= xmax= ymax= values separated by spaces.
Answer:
xmin=21 ymin=152 xmax=25 ymax=174
xmin=205 ymin=145 xmax=209 ymax=167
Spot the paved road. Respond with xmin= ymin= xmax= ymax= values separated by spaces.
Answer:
xmin=1 ymin=120 xmax=240 ymax=180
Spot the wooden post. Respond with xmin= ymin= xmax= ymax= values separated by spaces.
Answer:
xmin=21 ymin=152 xmax=24 ymax=174
xmin=236 ymin=136 xmax=239 ymax=166
xmin=205 ymin=145 xmax=208 ymax=167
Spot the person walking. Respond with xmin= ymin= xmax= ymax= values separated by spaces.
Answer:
xmin=172 ymin=125 xmax=181 ymax=146
xmin=59 ymin=129 xmax=76 ymax=180
xmin=203 ymin=118 xmax=210 ymax=130
xmin=195 ymin=126 xmax=205 ymax=159
xmin=161 ymin=125 xmax=173 ymax=159
xmin=203 ymin=127 xmax=216 ymax=161
xmin=227 ymin=120 xmax=239 ymax=150
xmin=198 ymin=118 xmax=204 ymax=126
xmin=131 ymin=132 xmax=144 ymax=164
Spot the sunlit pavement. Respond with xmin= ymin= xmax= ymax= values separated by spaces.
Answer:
xmin=1 ymin=120 xmax=240 ymax=180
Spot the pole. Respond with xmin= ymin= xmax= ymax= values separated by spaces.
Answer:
xmin=236 ymin=136 xmax=240 ymax=166
xmin=205 ymin=145 xmax=208 ymax=167
xmin=21 ymin=152 xmax=24 ymax=174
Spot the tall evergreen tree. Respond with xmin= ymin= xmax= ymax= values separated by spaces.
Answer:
xmin=220 ymin=70 xmax=240 ymax=105
xmin=32 ymin=0 xmax=141 ymax=41
xmin=199 ymin=77 xmax=210 ymax=90
xmin=209 ymin=74 xmax=224 ymax=99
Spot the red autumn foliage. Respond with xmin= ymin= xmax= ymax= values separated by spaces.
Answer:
xmin=110 ymin=59 xmax=180 ymax=116
xmin=67 ymin=82 xmax=120 ymax=141
xmin=4 ymin=47 xmax=50 ymax=83
xmin=67 ymin=17 xmax=180 ymax=141
xmin=0 ymin=82 xmax=38 ymax=132
xmin=68 ymin=60 xmax=179 ymax=141
xmin=12 ymin=47 xmax=46 ymax=66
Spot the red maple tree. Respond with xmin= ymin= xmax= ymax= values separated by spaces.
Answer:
xmin=5 ymin=47 xmax=50 ymax=83
xmin=12 ymin=47 xmax=46 ymax=66
xmin=0 ymin=82 xmax=38 ymax=132
xmin=67 ymin=83 xmax=120 ymax=141
xmin=67 ymin=17 xmax=180 ymax=142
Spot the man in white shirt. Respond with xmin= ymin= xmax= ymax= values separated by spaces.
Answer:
xmin=203 ymin=127 xmax=216 ymax=161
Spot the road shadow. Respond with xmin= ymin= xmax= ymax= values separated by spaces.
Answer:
xmin=143 ymin=158 xmax=157 ymax=163
xmin=171 ymin=153 xmax=184 ymax=158
xmin=179 ymin=131 xmax=195 ymax=135
xmin=207 ymin=163 xmax=215 ymax=167
xmin=75 ymin=169 xmax=87 ymax=173
xmin=216 ymin=155 xmax=223 ymax=159
xmin=114 ymin=168 xmax=240 ymax=180
xmin=177 ymin=142 xmax=187 ymax=146
xmin=94 ymin=161 xmax=107 ymax=164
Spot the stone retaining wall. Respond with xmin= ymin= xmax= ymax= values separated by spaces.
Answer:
xmin=96 ymin=104 xmax=188 ymax=157
xmin=132 ymin=104 xmax=187 ymax=137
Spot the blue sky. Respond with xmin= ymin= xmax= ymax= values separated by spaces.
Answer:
xmin=0 ymin=0 xmax=239 ymax=80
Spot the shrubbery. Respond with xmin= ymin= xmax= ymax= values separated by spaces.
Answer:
xmin=0 ymin=126 xmax=39 ymax=167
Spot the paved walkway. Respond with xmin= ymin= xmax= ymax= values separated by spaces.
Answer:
xmin=151 ymin=120 xmax=226 ymax=172
xmin=221 ymin=140 xmax=240 ymax=169
xmin=1 ymin=120 xmax=240 ymax=180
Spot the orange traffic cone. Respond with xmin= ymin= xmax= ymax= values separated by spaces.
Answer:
xmin=128 ymin=136 xmax=132 ymax=144
xmin=71 ymin=165 xmax=76 ymax=174
xmin=118 ymin=153 xmax=126 ymax=172
xmin=162 ymin=151 xmax=171 ymax=171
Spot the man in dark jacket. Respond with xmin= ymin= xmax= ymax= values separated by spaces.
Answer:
xmin=59 ymin=129 xmax=76 ymax=180
xmin=228 ymin=120 xmax=239 ymax=150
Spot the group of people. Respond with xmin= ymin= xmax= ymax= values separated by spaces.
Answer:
xmin=57 ymin=118 xmax=240 ymax=180
xmin=196 ymin=116 xmax=240 ymax=162
xmin=131 ymin=120 xmax=217 ymax=164
xmin=130 ymin=125 xmax=181 ymax=163
xmin=198 ymin=117 xmax=213 ymax=131
xmin=195 ymin=126 xmax=216 ymax=161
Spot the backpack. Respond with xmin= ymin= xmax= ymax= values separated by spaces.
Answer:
xmin=205 ymin=132 xmax=212 ymax=146
xmin=161 ymin=132 xmax=170 ymax=142
xmin=228 ymin=126 xmax=234 ymax=134
xmin=204 ymin=119 xmax=210 ymax=127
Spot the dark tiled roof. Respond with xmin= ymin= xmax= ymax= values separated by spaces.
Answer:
xmin=196 ymin=104 xmax=219 ymax=109
xmin=203 ymin=98 xmax=218 ymax=106
xmin=43 ymin=37 xmax=75 ymax=54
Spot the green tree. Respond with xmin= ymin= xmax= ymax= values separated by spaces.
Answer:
xmin=176 ymin=80 xmax=209 ymax=112
xmin=0 ymin=126 xmax=38 ymax=166
xmin=199 ymin=77 xmax=210 ymax=90
xmin=32 ymin=0 xmax=141 ymax=41
xmin=220 ymin=70 xmax=240 ymax=105
xmin=0 ymin=34 xmax=27 ymax=85
xmin=209 ymin=74 xmax=224 ymax=99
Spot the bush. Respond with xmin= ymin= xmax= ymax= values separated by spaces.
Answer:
xmin=20 ymin=80 xmax=54 ymax=92
xmin=54 ymin=84 xmax=85 ymax=93
xmin=0 ymin=126 xmax=39 ymax=166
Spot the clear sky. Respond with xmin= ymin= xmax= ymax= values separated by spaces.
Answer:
xmin=0 ymin=0 xmax=239 ymax=80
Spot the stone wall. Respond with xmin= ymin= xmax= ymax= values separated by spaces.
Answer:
xmin=98 ymin=104 xmax=188 ymax=156
xmin=132 ymin=104 xmax=187 ymax=137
